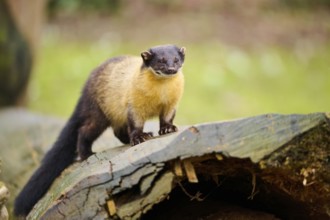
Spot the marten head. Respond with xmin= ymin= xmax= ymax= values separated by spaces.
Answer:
xmin=141 ymin=45 xmax=185 ymax=77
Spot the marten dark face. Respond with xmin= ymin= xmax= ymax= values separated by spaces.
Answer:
xmin=141 ymin=45 xmax=185 ymax=77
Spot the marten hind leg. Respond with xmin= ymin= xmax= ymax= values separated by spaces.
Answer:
xmin=77 ymin=100 xmax=110 ymax=160
xmin=114 ymin=125 xmax=130 ymax=145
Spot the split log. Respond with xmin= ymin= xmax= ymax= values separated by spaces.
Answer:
xmin=0 ymin=182 xmax=10 ymax=220
xmin=1 ymin=109 xmax=329 ymax=219
xmin=0 ymin=108 xmax=122 ymax=210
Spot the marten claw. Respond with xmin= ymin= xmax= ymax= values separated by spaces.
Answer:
xmin=131 ymin=132 xmax=153 ymax=146
xmin=159 ymin=124 xmax=178 ymax=135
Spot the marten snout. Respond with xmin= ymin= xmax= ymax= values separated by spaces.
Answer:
xmin=165 ymin=67 xmax=177 ymax=75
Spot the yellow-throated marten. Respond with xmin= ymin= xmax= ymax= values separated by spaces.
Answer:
xmin=14 ymin=44 xmax=185 ymax=216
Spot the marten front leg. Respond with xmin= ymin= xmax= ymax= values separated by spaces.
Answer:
xmin=127 ymin=109 xmax=153 ymax=146
xmin=159 ymin=109 xmax=178 ymax=135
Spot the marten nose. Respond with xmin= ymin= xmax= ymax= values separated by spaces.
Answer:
xmin=167 ymin=67 xmax=177 ymax=74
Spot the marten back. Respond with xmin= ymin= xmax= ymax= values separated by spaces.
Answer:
xmin=85 ymin=56 xmax=142 ymax=129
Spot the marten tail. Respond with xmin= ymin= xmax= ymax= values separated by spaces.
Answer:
xmin=14 ymin=112 xmax=81 ymax=217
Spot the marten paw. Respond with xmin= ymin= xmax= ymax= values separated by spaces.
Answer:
xmin=130 ymin=131 xmax=153 ymax=146
xmin=159 ymin=124 xmax=178 ymax=135
xmin=78 ymin=148 xmax=94 ymax=161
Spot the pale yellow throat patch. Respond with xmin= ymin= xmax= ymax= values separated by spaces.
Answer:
xmin=147 ymin=67 xmax=182 ymax=79
xmin=129 ymin=68 xmax=184 ymax=125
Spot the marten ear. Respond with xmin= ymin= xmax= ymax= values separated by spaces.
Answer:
xmin=141 ymin=51 xmax=153 ymax=62
xmin=179 ymin=47 xmax=186 ymax=60
xmin=179 ymin=47 xmax=186 ymax=56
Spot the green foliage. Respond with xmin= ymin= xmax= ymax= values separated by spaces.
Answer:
xmin=279 ymin=0 xmax=330 ymax=9
xmin=28 ymin=40 xmax=330 ymax=124
xmin=48 ymin=0 xmax=121 ymax=14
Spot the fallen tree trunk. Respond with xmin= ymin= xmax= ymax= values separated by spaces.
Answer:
xmin=24 ymin=112 xmax=330 ymax=219
xmin=0 ymin=108 xmax=123 ymax=211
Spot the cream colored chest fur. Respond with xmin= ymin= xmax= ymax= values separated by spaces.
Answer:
xmin=93 ymin=56 xmax=184 ymax=130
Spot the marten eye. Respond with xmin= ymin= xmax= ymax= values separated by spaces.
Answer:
xmin=174 ymin=57 xmax=179 ymax=63
xmin=157 ymin=58 xmax=166 ymax=64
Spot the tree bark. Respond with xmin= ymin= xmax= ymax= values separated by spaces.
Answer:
xmin=1 ymin=109 xmax=329 ymax=219
xmin=0 ymin=182 xmax=9 ymax=220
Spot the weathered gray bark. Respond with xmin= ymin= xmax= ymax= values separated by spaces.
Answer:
xmin=0 ymin=108 xmax=123 ymax=205
xmin=0 ymin=108 xmax=153 ymax=212
xmin=1 ymin=109 xmax=329 ymax=219
xmin=0 ymin=109 xmax=330 ymax=219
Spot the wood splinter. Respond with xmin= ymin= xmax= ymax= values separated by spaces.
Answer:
xmin=183 ymin=160 xmax=198 ymax=183
xmin=107 ymin=199 xmax=117 ymax=216
xmin=173 ymin=160 xmax=183 ymax=177
xmin=215 ymin=154 xmax=224 ymax=161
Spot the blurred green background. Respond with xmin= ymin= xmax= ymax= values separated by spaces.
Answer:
xmin=27 ymin=0 xmax=330 ymax=124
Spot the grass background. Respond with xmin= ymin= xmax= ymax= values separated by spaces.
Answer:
xmin=27 ymin=2 xmax=330 ymax=125
xmin=28 ymin=40 xmax=330 ymax=125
